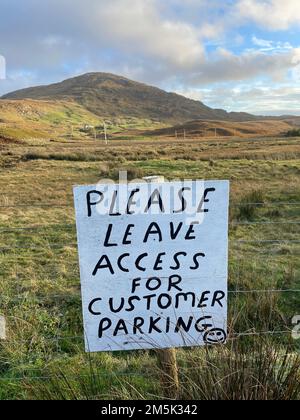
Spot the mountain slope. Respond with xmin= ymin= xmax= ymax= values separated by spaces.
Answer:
xmin=1 ymin=72 xmax=257 ymax=124
xmin=0 ymin=99 xmax=101 ymax=141
xmin=141 ymin=119 xmax=293 ymax=138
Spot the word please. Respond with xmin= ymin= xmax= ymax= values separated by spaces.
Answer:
xmin=87 ymin=187 xmax=216 ymax=216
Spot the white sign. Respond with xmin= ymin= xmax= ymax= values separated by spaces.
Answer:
xmin=74 ymin=180 xmax=229 ymax=352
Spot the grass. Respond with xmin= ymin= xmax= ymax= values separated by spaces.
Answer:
xmin=178 ymin=339 xmax=300 ymax=400
xmin=22 ymin=339 xmax=300 ymax=400
xmin=0 ymin=133 xmax=299 ymax=400
xmin=236 ymin=190 xmax=265 ymax=221
xmin=0 ymin=99 xmax=166 ymax=143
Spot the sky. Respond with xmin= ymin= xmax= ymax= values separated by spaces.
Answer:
xmin=0 ymin=0 xmax=300 ymax=115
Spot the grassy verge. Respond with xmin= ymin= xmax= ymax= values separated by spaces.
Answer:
xmin=0 ymin=135 xmax=299 ymax=399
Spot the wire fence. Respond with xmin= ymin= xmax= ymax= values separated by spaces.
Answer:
xmin=0 ymin=198 xmax=299 ymax=385
xmin=0 ymin=201 xmax=300 ymax=209
xmin=0 ymin=330 xmax=298 ymax=383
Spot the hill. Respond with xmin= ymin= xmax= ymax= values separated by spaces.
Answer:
xmin=1 ymin=72 xmax=257 ymax=124
xmin=0 ymin=98 xmax=167 ymax=142
xmin=141 ymin=119 xmax=295 ymax=138
xmin=0 ymin=99 xmax=101 ymax=142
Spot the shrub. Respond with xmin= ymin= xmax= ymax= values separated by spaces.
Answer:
xmin=286 ymin=129 xmax=300 ymax=137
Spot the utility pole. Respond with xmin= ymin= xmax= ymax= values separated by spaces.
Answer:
xmin=104 ymin=122 xmax=108 ymax=145
xmin=183 ymin=129 xmax=186 ymax=141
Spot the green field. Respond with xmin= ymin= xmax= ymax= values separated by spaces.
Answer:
xmin=0 ymin=134 xmax=300 ymax=400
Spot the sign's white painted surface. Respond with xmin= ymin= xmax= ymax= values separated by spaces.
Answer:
xmin=74 ymin=180 xmax=229 ymax=352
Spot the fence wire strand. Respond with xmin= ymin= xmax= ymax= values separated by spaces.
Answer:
xmin=0 ymin=198 xmax=299 ymax=385
xmin=0 ymin=201 xmax=300 ymax=209
xmin=1 ymin=220 xmax=300 ymax=233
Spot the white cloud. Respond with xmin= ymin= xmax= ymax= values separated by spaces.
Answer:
xmin=252 ymin=37 xmax=273 ymax=49
xmin=251 ymin=36 xmax=293 ymax=54
xmin=186 ymin=47 xmax=300 ymax=85
xmin=237 ymin=0 xmax=300 ymax=30
xmin=176 ymin=84 xmax=300 ymax=115
xmin=94 ymin=0 xmax=204 ymax=69
xmin=0 ymin=0 xmax=299 ymax=115
xmin=0 ymin=0 xmax=208 ymax=92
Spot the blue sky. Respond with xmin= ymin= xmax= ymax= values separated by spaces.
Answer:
xmin=0 ymin=0 xmax=300 ymax=115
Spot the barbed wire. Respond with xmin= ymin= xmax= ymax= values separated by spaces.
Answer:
xmin=231 ymin=221 xmax=300 ymax=226
xmin=233 ymin=330 xmax=293 ymax=338
xmin=234 ymin=240 xmax=300 ymax=244
xmin=0 ymin=239 xmax=299 ymax=253
xmin=0 ymin=371 xmax=149 ymax=382
xmin=0 ymin=330 xmax=297 ymax=382
xmin=0 ymin=198 xmax=298 ymax=386
xmin=230 ymin=289 xmax=300 ymax=294
xmin=1 ymin=288 xmax=299 ymax=301
xmin=0 ymin=329 xmax=296 ymax=347
xmin=0 ymin=204 xmax=70 ymax=208
xmin=0 ymin=201 xmax=300 ymax=209
xmin=0 ymin=220 xmax=300 ymax=233
xmin=0 ymin=224 xmax=75 ymax=232
xmin=1 ymin=252 xmax=299 ymax=263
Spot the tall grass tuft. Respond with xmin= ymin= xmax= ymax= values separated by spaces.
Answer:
xmin=25 ymin=338 xmax=300 ymax=400
xmin=237 ymin=190 xmax=265 ymax=221
xmin=179 ymin=338 xmax=300 ymax=400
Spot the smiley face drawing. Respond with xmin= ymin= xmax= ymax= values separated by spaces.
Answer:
xmin=204 ymin=328 xmax=227 ymax=345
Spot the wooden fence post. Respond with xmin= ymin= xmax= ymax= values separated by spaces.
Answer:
xmin=143 ymin=175 xmax=179 ymax=399
xmin=0 ymin=315 xmax=6 ymax=340
xmin=156 ymin=348 xmax=179 ymax=399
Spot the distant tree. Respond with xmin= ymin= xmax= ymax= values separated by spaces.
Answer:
xmin=286 ymin=129 xmax=300 ymax=137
